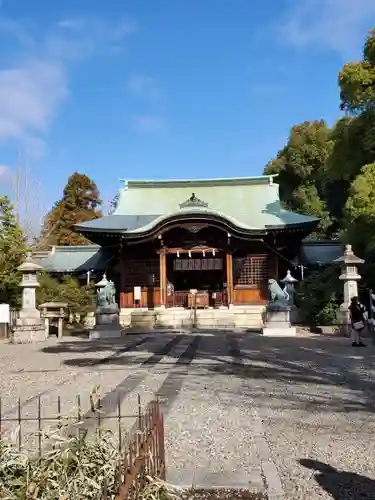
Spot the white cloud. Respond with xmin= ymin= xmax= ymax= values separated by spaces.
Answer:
xmin=0 ymin=59 xmax=68 ymax=153
xmin=0 ymin=164 xmax=15 ymax=191
xmin=0 ymin=14 xmax=136 ymax=157
xmin=0 ymin=164 xmax=13 ymax=180
xmin=132 ymin=114 xmax=166 ymax=134
xmin=127 ymin=74 xmax=160 ymax=100
xmin=280 ymin=0 xmax=375 ymax=58
xmin=57 ymin=16 xmax=136 ymax=41
xmin=50 ymin=17 xmax=136 ymax=61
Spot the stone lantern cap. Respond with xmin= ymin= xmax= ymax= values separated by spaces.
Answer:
xmin=281 ymin=270 xmax=297 ymax=283
xmin=95 ymin=273 xmax=108 ymax=288
xmin=17 ymin=252 xmax=43 ymax=272
xmin=334 ymin=244 xmax=364 ymax=265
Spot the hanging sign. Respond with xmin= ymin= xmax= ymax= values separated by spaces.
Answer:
xmin=133 ymin=286 xmax=142 ymax=301
xmin=174 ymin=258 xmax=222 ymax=271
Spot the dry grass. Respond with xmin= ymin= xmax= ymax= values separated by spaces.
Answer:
xmin=0 ymin=404 xmax=182 ymax=500
xmin=0 ymin=424 xmax=122 ymax=499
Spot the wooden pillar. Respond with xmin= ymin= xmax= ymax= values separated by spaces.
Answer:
xmin=120 ymin=251 xmax=126 ymax=308
xmin=275 ymin=253 xmax=279 ymax=280
xmin=159 ymin=248 xmax=167 ymax=307
xmin=226 ymin=252 xmax=234 ymax=307
xmin=268 ymin=251 xmax=279 ymax=280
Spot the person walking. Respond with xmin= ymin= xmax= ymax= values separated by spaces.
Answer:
xmin=349 ymin=296 xmax=367 ymax=347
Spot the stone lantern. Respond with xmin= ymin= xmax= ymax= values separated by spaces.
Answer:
xmin=281 ymin=270 xmax=298 ymax=306
xmin=334 ymin=244 xmax=364 ymax=335
xmin=281 ymin=270 xmax=298 ymax=324
xmin=11 ymin=253 xmax=47 ymax=343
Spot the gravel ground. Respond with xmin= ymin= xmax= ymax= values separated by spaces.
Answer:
xmin=1 ymin=332 xmax=375 ymax=499
xmin=237 ymin=334 xmax=375 ymax=499
xmin=0 ymin=334 xmax=168 ymax=446
xmin=165 ymin=334 xmax=265 ymax=493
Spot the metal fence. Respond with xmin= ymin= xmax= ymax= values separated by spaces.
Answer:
xmin=0 ymin=393 xmax=166 ymax=499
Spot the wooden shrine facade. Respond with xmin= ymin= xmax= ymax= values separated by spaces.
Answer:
xmin=73 ymin=178 xmax=319 ymax=309
xmin=117 ymin=223 xmax=281 ymax=309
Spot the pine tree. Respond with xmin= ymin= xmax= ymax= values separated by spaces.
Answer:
xmin=38 ymin=172 xmax=102 ymax=247
xmin=0 ymin=196 xmax=27 ymax=305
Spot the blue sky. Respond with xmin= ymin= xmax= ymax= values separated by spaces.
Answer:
xmin=0 ymin=0 xmax=375 ymax=230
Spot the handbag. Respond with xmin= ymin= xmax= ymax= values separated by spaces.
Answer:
xmin=353 ymin=320 xmax=365 ymax=331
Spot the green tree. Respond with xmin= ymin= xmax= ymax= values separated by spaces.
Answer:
xmin=38 ymin=172 xmax=102 ymax=248
xmin=327 ymin=111 xmax=375 ymax=182
xmin=0 ymin=196 xmax=27 ymax=305
xmin=339 ymin=29 xmax=375 ymax=114
xmin=264 ymin=120 xmax=333 ymax=237
xmin=37 ymin=274 xmax=95 ymax=314
xmin=296 ymin=266 xmax=341 ymax=326
xmin=344 ymin=161 xmax=375 ymax=253
xmin=326 ymin=29 xmax=375 ymax=227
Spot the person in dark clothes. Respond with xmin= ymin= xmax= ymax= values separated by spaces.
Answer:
xmin=349 ymin=296 xmax=366 ymax=347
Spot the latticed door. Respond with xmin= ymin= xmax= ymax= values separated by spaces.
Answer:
xmin=233 ymin=254 xmax=269 ymax=302
xmin=234 ymin=255 xmax=268 ymax=286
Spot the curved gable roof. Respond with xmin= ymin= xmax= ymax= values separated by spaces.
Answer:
xmin=75 ymin=176 xmax=319 ymax=237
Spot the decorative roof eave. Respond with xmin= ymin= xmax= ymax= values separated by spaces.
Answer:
xmin=75 ymin=209 xmax=319 ymax=244
xmin=75 ymin=209 xmax=264 ymax=239
xmin=266 ymin=219 xmax=320 ymax=233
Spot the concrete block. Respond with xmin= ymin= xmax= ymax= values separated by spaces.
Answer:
xmin=262 ymin=326 xmax=296 ymax=336
xmin=89 ymin=328 xmax=122 ymax=340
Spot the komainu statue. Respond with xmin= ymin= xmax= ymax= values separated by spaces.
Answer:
xmin=96 ymin=278 xmax=117 ymax=308
xmin=268 ymin=278 xmax=289 ymax=307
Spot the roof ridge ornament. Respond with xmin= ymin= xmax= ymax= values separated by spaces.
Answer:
xmin=179 ymin=192 xmax=209 ymax=209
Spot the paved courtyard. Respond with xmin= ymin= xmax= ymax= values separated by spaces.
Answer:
xmin=0 ymin=332 xmax=375 ymax=499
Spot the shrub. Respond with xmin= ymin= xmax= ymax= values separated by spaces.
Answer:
xmin=295 ymin=265 xmax=342 ymax=326
xmin=37 ymin=274 xmax=95 ymax=314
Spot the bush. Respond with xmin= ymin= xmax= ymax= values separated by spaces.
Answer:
xmin=37 ymin=274 xmax=95 ymax=315
xmin=295 ymin=265 xmax=342 ymax=326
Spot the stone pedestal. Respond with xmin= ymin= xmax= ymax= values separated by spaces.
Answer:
xmin=89 ymin=305 xmax=122 ymax=339
xmin=12 ymin=315 xmax=46 ymax=343
xmin=262 ymin=305 xmax=296 ymax=336
xmin=11 ymin=254 xmax=46 ymax=344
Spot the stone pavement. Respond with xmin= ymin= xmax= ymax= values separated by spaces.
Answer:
xmin=0 ymin=332 xmax=375 ymax=498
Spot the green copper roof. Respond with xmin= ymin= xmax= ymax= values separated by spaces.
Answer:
xmin=300 ymin=241 xmax=343 ymax=266
xmin=39 ymin=245 xmax=111 ymax=273
xmin=75 ymin=175 xmax=318 ymax=235
xmin=34 ymin=240 xmax=342 ymax=273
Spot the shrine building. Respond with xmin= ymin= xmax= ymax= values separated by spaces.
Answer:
xmin=70 ymin=175 xmax=319 ymax=312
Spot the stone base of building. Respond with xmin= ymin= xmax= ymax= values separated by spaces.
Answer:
xmin=119 ymin=305 xmax=267 ymax=331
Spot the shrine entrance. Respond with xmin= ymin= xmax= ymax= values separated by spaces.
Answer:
xmin=165 ymin=250 xmax=228 ymax=308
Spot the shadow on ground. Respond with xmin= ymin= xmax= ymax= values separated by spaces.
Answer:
xmin=39 ymin=332 xmax=375 ymax=414
xmin=300 ymin=459 xmax=375 ymax=499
